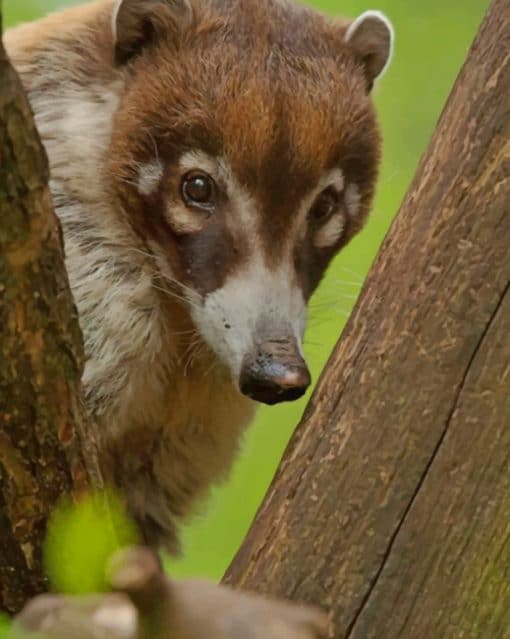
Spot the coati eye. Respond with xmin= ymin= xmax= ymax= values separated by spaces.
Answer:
xmin=310 ymin=187 xmax=340 ymax=222
xmin=181 ymin=171 xmax=216 ymax=209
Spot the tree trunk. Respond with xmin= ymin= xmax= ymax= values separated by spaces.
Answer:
xmin=0 ymin=13 xmax=101 ymax=615
xmin=224 ymin=1 xmax=510 ymax=637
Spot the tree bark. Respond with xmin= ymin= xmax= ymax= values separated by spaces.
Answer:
xmin=0 ymin=13 xmax=101 ymax=615
xmin=224 ymin=1 xmax=510 ymax=637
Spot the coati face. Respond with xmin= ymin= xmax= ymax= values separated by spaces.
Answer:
xmin=109 ymin=0 xmax=393 ymax=404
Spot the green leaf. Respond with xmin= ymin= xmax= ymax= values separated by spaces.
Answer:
xmin=44 ymin=491 xmax=139 ymax=595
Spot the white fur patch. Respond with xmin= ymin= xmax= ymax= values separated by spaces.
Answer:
xmin=217 ymin=157 xmax=259 ymax=233
xmin=345 ymin=183 xmax=362 ymax=217
xmin=137 ymin=159 xmax=164 ymax=195
xmin=293 ymin=168 xmax=345 ymax=241
xmin=345 ymin=10 xmax=395 ymax=81
xmin=165 ymin=202 xmax=205 ymax=234
xmin=191 ymin=257 xmax=307 ymax=380
xmin=28 ymin=82 xmax=121 ymax=204
xmin=25 ymin=76 xmax=169 ymax=429
xmin=314 ymin=213 xmax=345 ymax=248
xmin=179 ymin=150 xmax=219 ymax=178
xmin=324 ymin=168 xmax=345 ymax=194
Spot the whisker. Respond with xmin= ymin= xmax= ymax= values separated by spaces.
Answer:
xmin=158 ymin=272 xmax=199 ymax=299
xmin=127 ymin=247 xmax=157 ymax=261
xmin=150 ymin=283 xmax=200 ymax=311
xmin=172 ymin=327 xmax=199 ymax=337
xmin=304 ymin=339 xmax=324 ymax=347
xmin=183 ymin=338 xmax=207 ymax=376
xmin=189 ymin=342 xmax=208 ymax=372
xmin=125 ymin=247 xmax=200 ymax=301
xmin=147 ymin=130 xmax=161 ymax=162
xmin=330 ymin=279 xmax=363 ymax=288
xmin=335 ymin=266 xmax=364 ymax=280
xmin=204 ymin=356 xmax=221 ymax=378
xmin=311 ymin=294 xmax=359 ymax=306
xmin=119 ymin=177 xmax=140 ymax=188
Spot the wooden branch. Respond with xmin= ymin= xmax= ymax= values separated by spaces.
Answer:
xmin=224 ymin=1 xmax=510 ymax=637
xmin=0 ymin=14 xmax=102 ymax=615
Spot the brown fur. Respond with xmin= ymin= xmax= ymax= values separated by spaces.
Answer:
xmin=5 ymin=0 xmax=389 ymax=550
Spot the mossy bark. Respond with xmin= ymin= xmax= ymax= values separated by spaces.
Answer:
xmin=225 ymin=1 xmax=510 ymax=637
xmin=0 ymin=14 xmax=101 ymax=615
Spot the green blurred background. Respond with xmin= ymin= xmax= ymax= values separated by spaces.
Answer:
xmin=5 ymin=0 xmax=489 ymax=582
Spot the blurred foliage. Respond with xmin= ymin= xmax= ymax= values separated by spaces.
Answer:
xmin=44 ymin=492 xmax=138 ymax=595
xmin=2 ymin=619 xmax=39 ymax=639
xmin=4 ymin=0 xmax=490 ymax=583
xmin=0 ymin=613 xmax=12 ymax=637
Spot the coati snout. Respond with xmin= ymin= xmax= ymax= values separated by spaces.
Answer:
xmin=240 ymin=336 xmax=311 ymax=405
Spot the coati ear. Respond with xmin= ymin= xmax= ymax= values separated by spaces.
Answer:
xmin=344 ymin=11 xmax=394 ymax=91
xmin=113 ymin=0 xmax=193 ymax=65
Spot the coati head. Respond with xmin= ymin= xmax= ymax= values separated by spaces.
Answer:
xmin=108 ymin=0 xmax=393 ymax=405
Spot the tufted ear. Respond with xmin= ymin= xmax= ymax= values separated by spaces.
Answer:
xmin=113 ymin=0 xmax=193 ymax=65
xmin=344 ymin=11 xmax=394 ymax=91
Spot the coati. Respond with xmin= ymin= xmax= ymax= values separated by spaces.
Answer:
xmin=6 ymin=0 xmax=392 ymax=630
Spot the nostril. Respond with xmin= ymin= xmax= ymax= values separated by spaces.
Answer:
xmin=239 ymin=365 xmax=311 ymax=406
xmin=280 ymin=385 xmax=309 ymax=402
xmin=239 ymin=337 xmax=311 ymax=405
xmin=240 ymin=377 xmax=309 ymax=405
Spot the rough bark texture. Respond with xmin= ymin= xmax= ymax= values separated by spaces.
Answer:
xmin=0 ymin=16 xmax=101 ymax=615
xmin=225 ymin=1 xmax=510 ymax=637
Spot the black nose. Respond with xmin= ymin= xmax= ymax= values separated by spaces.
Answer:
xmin=239 ymin=338 xmax=311 ymax=405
